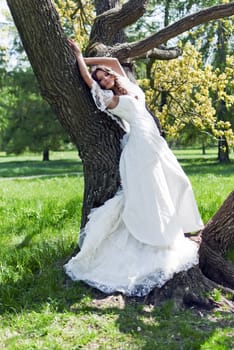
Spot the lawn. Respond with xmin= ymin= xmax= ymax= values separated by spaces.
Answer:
xmin=0 ymin=151 xmax=82 ymax=178
xmin=0 ymin=148 xmax=233 ymax=349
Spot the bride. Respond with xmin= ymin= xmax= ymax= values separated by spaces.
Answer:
xmin=64 ymin=39 xmax=204 ymax=296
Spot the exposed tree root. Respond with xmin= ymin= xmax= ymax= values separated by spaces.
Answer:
xmin=145 ymin=266 xmax=234 ymax=311
xmin=147 ymin=189 xmax=234 ymax=310
xmin=199 ymin=190 xmax=234 ymax=289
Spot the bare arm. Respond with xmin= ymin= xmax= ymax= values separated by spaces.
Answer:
xmin=68 ymin=39 xmax=127 ymax=83
xmin=68 ymin=39 xmax=93 ymax=88
xmin=68 ymin=39 xmax=119 ymax=109
xmin=84 ymin=57 xmax=127 ymax=78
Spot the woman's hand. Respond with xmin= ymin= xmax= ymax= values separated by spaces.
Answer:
xmin=67 ymin=38 xmax=81 ymax=56
xmin=67 ymin=38 xmax=93 ymax=88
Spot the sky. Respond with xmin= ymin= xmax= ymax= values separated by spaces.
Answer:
xmin=0 ymin=0 xmax=9 ymax=24
xmin=0 ymin=0 xmax=13 ymax=46
xmin=0 ymin=0 xmax=27 ymax=68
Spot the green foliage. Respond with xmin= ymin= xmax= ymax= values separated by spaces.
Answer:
xmin=174 ymin=148 xmax=234 ymax=223
xmin=139 ymin=43 xmax=234 ymax=146
xmin=210 ymin=289 xmax=222 ymax=302
xmin=129 ymin=1 xmax=234 ymax=152
xmin=0 ymin=68 xmax=70 ymax=156
xmin=126 ymin=0 xmax=225 ymax=45
xmin=53 ymin=0 xmax=95 ymax=48
xmin=0 ymin=150 xmax=234 ymax=349
xmin=0 ymin=6 xmax=69 ymax=157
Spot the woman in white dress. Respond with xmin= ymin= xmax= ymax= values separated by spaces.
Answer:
xmin=64 ymin=39 xmax=204 ymax=297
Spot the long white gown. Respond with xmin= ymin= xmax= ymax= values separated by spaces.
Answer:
xmin=64 ymin=79 xmax=204 ymax=296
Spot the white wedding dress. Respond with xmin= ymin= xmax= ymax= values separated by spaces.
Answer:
xmin=64 ymin=78 xmax=204 ymax=296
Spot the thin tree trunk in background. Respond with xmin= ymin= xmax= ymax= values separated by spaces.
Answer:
xmin=202 ymin=142 xmax=206 ymax=155
xmin=218 ymin=137 xmax=229 ymax=163
xmin=215 ymin=21 xmax=230 ymax=163
xmin=158 ymin=0 xmax=171 ymax=135
xmin=43 ymin=149 xmax=49 ymax=161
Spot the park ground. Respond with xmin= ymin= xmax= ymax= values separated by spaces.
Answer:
xmin=0 ymin=148 xmax=234 ymax=349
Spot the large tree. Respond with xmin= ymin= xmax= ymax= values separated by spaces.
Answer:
xmin=6 ymin=0 xmax=234 ymax=307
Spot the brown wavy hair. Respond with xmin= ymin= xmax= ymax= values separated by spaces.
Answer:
xmin=91 ymin=66 xmax=128 ymax=95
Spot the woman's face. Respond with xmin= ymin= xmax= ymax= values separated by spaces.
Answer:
xmin=95 ymin=70 xmax=115 ymax=90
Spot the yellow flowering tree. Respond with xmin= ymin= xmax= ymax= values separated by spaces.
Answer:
xmin=53 ymin=0 xmax=94 ymax=48
xmin=140 ymin=43 xmax=234 ymax=150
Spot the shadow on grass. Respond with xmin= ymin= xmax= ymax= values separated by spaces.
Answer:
xmin=1 ymin=156 xmax=234 ymax=179
xmin=71 ymin=302 xmax=234 ymax=350
xmin=0 ymin=159 xmax=83 ymax=178
xmin=178 ymin=158 xmax=234 ymax=177
xmin=0 ymin=243 xmax=233 ymax=349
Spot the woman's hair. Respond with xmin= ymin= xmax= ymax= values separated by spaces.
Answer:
xmin=91 ymin=66 xmax=128 ymax=95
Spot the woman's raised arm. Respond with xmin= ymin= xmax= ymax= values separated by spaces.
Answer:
xmin=84 ymin=57 xmax=127 ymax=78
xmin=68 ymin=39 xmax=119 ymax=110
xmin=68 ymin=39 xmax=93 ymax=88
xmin=68 ymin=39 xmax=127 ymax=83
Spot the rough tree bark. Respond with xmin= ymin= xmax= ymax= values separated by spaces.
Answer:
xmin=6 ymin=0 xmax=234 ymax=307
xmin=199 ymin=191 xmax=234 ymax=288
xmin=7 ymin=0 xmax=125 ymax=228
xmin=147 ymin=192 xmax=234 ymax=309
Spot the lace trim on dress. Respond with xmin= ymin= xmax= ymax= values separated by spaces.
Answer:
xmin=66 ymin=253 xmax=198 ymax=297
xmin=91 ymin=80 xmax=130 ymax=134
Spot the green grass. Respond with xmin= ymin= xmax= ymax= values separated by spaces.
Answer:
xmin=0 ymin=148 xmax=234 ymax=349
xmin=173 ymin=147 xmax=234 ymax=223
xmin=0 ymin=151 xmax=82 ymax=178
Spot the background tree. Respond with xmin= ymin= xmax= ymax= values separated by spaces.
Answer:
xmin=179 ymin=3 xmax=234 ymax=161
xmin=0 ymin=4 xmax=70 ymax=160
xmin=0 ymin=47 xmax=8 ymax=139
xmin=54 ymin=0 xmax=95 ymax=47
xmin=127 ymin=0 xmax=234 ymax=158
xmin=5 ymin=0 xmax=234 ymax=306
xmin=1 ymin=68 xmax=70 ymax=161
xmin=141 ymin=42 xmax=234 ymax=149
xmin=213 ymin=18 xmax=234 ymax=162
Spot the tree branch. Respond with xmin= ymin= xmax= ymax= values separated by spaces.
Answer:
xmin=129 ymin=46 xmax=183 ymax=60
xmin=112 ymin=3 xmax=234 ymax=61
xmin=89 ymin=0 xmax=148 ymax=47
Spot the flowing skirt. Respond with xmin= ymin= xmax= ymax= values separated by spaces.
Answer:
xmin=64 ymin=135 xmax=203 ymax=296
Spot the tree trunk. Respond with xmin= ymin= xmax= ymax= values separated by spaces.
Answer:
xmin=202 ymin=142 xmax=206 ymax=155
xmin=43 ymin=149 xmax=49 ymax=161
xmin=214 ymin=21 xmax=230 ymax=163
xmin=147 ymin=266 xmax=219 ymax=309
xmin=7 ymin=0 xmax=124 ymax=231
xmin=199 ymin=190 xmax=234 ymax=288
xmin=144 ymin=191 xmax=234 ymax=308
xmin=218 ymin=136 xmax=230 ymax=163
